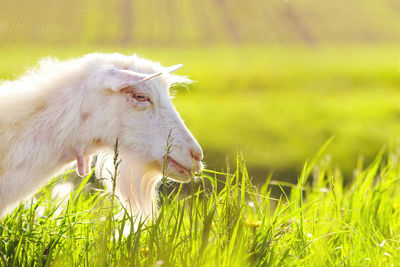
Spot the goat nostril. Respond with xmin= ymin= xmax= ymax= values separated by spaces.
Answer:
xmin=190 ymin=149 xmax=203 ymax=162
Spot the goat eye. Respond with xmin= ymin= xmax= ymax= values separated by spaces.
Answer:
xmin=134 ymin=94 xmax=148 ymax=102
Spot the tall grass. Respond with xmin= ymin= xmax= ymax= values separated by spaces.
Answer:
xmin=2 ymin=145 xmax=400 ymax=266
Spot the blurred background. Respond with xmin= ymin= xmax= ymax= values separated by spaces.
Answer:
xmin=1 ymin=0 xmax=400 ymax=184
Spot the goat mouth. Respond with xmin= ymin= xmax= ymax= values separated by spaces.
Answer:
xmin=166 ymin=156 xmax=192 ymax=176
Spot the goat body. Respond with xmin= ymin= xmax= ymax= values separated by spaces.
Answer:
xmin=0 ymin=53 xmax=203 ymax=217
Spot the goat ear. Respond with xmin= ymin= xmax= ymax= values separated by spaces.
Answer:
xmin=113 ymin=71 xmax=163 ymax=92
xmin=128 ymin=64 xmax=183 ymax=86
xmin=106 ymin=69 xmax=146 ymax=92
xmin=108 ymin=64 xmax=183 ymax=92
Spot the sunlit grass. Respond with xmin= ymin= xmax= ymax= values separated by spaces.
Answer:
xmin=2 ymin=144 xmax=400 ymax=265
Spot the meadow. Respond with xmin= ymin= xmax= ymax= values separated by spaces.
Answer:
xmin=3 ymin=0 xmax=400 ymax=265
xmin=2 ymin=142 xmax=400 ymax=266
xmin=1 ymin=45 xmax=400 ymax=265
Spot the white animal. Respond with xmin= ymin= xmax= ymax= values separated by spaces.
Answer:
xmin=0 ymin=53 xmax=203 ymax=217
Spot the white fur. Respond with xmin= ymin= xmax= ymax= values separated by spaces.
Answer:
xmin=0 ymin=53 xmax=203 ymax=217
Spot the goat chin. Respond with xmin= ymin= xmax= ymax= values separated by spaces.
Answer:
xmin=95 ymin=152 xmax=162 ymax=219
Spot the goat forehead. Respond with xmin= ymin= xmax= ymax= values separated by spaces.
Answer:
xmin=93 ymin=55 xmax=173 ymax=93
xmin=140 ymin=80 xmax=171 ymax=99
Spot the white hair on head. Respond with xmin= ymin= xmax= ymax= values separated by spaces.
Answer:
xmin=0 ymin=52 xmax=203 ymax=218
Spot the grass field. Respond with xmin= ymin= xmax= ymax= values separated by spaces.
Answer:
xmin=3 ymin=0 xmax=400 ymax=265
xmin=1 ymin=45 xmax=400 ymax=182
xmin=2 ymin=0 xmax=400 ymax=46
xmin=2 ymin=143 xmax=400 ymax=265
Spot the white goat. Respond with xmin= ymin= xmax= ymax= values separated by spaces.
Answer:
xmin=0 ymin=53 xmax=203 ymax=217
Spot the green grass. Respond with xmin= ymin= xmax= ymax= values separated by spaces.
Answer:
xmin=2 ymin=143 xmax=400 ymax=266
xmin=3 ymin=1 xmax=400 ymax=265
